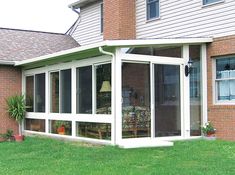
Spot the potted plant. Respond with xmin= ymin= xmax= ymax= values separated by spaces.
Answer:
xmin=6 ymin=95 xmax=26 ymax=142
xmin=202 ymin=121 xmax=216 ymax=137
xmin=55 ymin=121 xmax=70 ymax=135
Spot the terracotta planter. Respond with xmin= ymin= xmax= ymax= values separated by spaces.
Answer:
xmin=57 ymin=126 xmax=65 ymax=135
xmin=14 ymin=135 xmax=24 ymax=142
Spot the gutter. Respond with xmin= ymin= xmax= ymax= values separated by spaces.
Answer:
xmin=0 ymin=60 xmax=16 ymax=65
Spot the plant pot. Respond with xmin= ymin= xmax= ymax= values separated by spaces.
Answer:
xmin=57 ymin=126 xmax=65 ymax=135
xmin=14 ymin=135 xmax=24 ymax=142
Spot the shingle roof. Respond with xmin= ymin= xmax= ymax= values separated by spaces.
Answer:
xmin=0 ymin=28 xmax=79 ymax=61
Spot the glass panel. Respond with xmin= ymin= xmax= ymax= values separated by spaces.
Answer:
xmin=189 ymin=45 xmax=202 ymax=136
xmin=25 ymin=76 xmax=34 ymax=112
xmin=122 ymin=63 xmax=151 ymax=138
xmin=96 ymin=64 xmax=112 ymax=114
xmin=155 ymin=64 xmax=181 ymax=137
xmin=50 ymin=72 xmax=59 ymax=113
xmin=35 ymin=73 xmax=45 ymax=112
xmin=25 ymin=119 xmax=45 ymax=132
xmin=125 ymin=46 xmax=182 ymax=58
xmin=203 ymin=0 xmax=221 ymax=5
xmin=76 ymin=66 xmax=92 ymax=114
xmin=50 ymin=120 xmax=72 ymax=136
xmin=77 ymin=122 xmax=111 ymax=140
xmin=61 ymin=69 xmax=71 ymax=113
xmin=217 ymin=80 xmax=230 ymax=100
xmin=147 ymin=0 xmax=159 ymax=20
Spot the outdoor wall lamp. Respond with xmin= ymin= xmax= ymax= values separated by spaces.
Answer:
xmin=185 ymin=58 xmax=193 ymax=77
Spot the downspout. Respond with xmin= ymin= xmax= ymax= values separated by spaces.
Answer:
xmin=66 ymin=7 xmax=81 ymax=35
xmin=98 ymin=46 xmax=116 ymax=145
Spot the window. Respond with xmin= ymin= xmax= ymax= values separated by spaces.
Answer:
xmin=76 ymin=66 xmax=92 ymax=114
xmin=26 ymin=76 xmax=34 ymax=112
xmin=96 ymin=63 xmax=111 ymax=114
xmin=50 ymin=72 xmax=59 ymax=113
xmin=147 ymin=0 xmax=159 ymax=20
xmin=203 ymin=0 xmax=223 ymax=5
xmin=35 ymin=73 xmax=45 ymax=112
xmin=215 ymin=57 xmax=235 ymax=102
xmin=100 ymin=3 xmax=104 ymax=33
xmin=25 ymin=73 xmax=45 ymax=113
xmin=60 ymin=69 xmax=71 ymax=113
xmin=49 ymin=69 xmax=72 ymax=113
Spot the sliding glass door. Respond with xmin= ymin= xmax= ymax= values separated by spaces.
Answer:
xmin=154 ymin=64 xmax=181 ymax=137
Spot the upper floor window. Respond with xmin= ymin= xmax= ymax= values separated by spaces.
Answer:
xmin=147 ymin=0 xmax=160 ymax=20
xmin=100 ymin=3 xmax=104 ymax=33
xmin=215 ymin=57 xmax=235 ymax=103
xmin=203 ymin=0 xmax=223 ymax=5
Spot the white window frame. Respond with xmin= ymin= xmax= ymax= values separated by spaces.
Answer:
xmin=146 ymin=0 xmax=160 ymax=21
xmin=23 ymin=55 xmax=114 ymax=144
xmin=214 ymin=56 xmax=235 ymax=105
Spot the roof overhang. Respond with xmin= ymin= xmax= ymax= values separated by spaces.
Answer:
xmin=68 ymin=0 xmax=99 ymax=9
xmin=0 ymin=60 xmax=17 ymax=65
xmin=15 ymin=38 xmax=213 ymax=67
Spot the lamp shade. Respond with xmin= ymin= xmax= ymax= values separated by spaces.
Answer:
xmin=100 ymin=81 xmax=111 ymax=92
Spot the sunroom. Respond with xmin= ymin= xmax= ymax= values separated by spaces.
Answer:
xmin=17 ymin=38 xmax=212 ymax=148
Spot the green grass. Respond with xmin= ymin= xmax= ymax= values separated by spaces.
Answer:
xmin=0 ymin=137 xmax=235 ymax=175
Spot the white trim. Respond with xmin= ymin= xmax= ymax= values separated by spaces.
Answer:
xmin=16 ymin=38 xmax=213 ymax=66
xmin=183 ymin=45 xmax=190 ymax=138
xmin=24 ymin=130 xmax=112 ymax=145
xmin=0 ymin=60 xmax=16 ymax=65
xmin=201 ymin=44 xmax=208 ymax=125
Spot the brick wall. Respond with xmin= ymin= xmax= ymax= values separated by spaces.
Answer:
xmin=0 ymin=65 xmax=22 ymax=135
xmin=207 ymin=35 xmax=235 ymax=141
xmin=103 ymin=0 xmax=136 ymax=40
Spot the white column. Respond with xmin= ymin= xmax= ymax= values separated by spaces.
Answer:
xmin=114 ymin=48 xmax=122 ymax=145
xmin=71 ymin=65 xmax=77 ymax=137
xmin=201 ymin=44 xmax=208 ymax=125
xmin=183 ymin=45 xmax=190 ymax=138
xmin=45 ymin=70 xmax=49 ymax=134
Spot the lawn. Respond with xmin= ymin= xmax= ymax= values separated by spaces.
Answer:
xmin=0 ymin=137 xmax=235 ymax=175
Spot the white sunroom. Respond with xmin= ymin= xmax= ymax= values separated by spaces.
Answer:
xmin=17 ymin=38 xmax=212 ymax=148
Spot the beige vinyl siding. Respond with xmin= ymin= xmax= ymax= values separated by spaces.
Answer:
xmin=136 ymin=0 xmax=235 ymax=39
xmin=72 ymin=2 xmax=103 ymax=45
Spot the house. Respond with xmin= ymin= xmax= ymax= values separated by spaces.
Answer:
xmin=1 ymin=0 xmax=235 ymax=148
xmin=0 ymin=28 xmax=79 ymax=137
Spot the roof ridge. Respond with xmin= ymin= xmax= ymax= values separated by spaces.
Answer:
xmin=0 ymin=27 xmax=66 ymax=35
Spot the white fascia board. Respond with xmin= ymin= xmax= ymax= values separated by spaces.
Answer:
xmin=0 ymin=60 xmax=16 ymax=65
xmin=15 ymin=41 xmax=107 ymax=66
xmin=15 ymin=38 xmax=213 ymax=66
xmin=68 ymin=0 xmax=99 ymax=8
xmin=105 ymin=38 xmax=213 ymax=47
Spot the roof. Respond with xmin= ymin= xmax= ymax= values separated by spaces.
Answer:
xmin=15 ymin=37 xmax=213 ymax=67
xmin=69 ymin=0 xmax=99 ymax=8
xmin=0 ymin=28 xmax=79 ymax=63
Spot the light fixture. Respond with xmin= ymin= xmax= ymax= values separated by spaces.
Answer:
xmin=185 ymin=58 xmax=193 ymax=77
xmin=100 ymin=81 xmax=111 ymax=92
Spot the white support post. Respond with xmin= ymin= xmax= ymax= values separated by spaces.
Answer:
xmin=114 ymin=48 xmax=122 ymax=145
xmin=201 ymin=44 xmax=208 ymax=125
xmin=45 ymin=70 xmax=49 ymax=134
xmin=183 ymin=45 xmax=190 ymax=138
xmin=71 ymin=65 xmax=77 ymax=137
xmin=22 ymin=71 xmax=26 ymax=133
